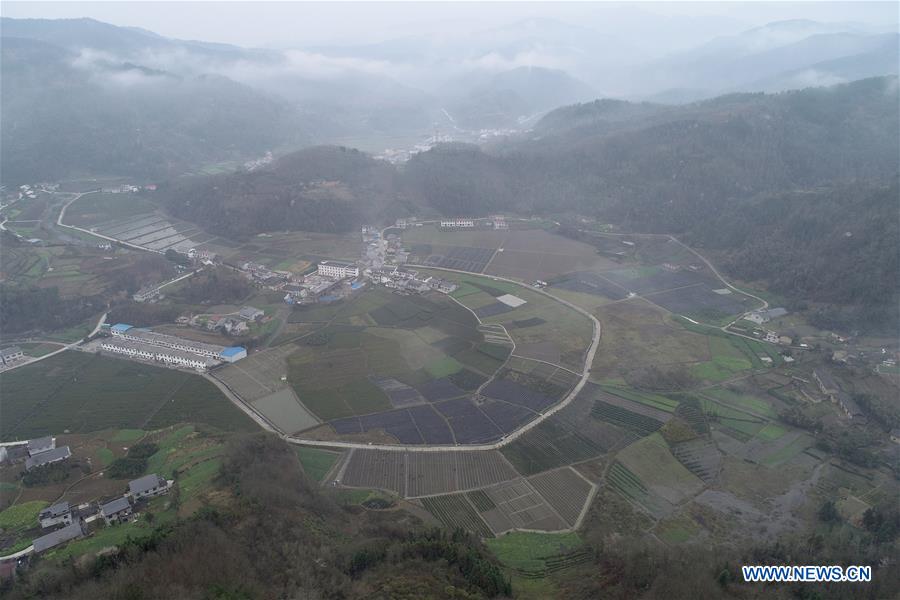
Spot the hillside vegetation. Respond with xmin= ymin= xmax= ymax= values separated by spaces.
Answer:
xmin=1 ymin=36 xmax=302 ymax=185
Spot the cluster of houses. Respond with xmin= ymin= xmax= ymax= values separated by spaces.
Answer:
xmin=368 ymin=267 xmax=458 ymax=295
xmin=437 ymin=216 xmax=508 ymax=230
xmin=30 ymin=473 xmax=173 ymax=555
xmin=283 ymin=261 xmax=362 ymax=305
xmin=813 ymin=367 xmax=864 ymax=420
xmin=100 ymin=323 xmax=246 ymax=371
xmin=201 ymin=306 xmax=264 ymax=335
xmin=0 ymin=436 xmax=72 ymax=472
xmin=240 ymin=261 xmax=293 ymax=289
xmin=101 ymin=184 xmax=141 ymax=194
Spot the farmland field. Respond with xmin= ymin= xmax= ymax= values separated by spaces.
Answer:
xmin=417 ymin=268 xmax=593 ymax=372
xmin=341 ymin=449 xmax=519 ymax=497
xmin=486 ymin=530 xmax=585 ymax=573
xmin=482 ymin=478 xmax=568 ymax=532
xmin=0 ymin=352 xmax=257 ymax=440
xmin=589 ymin=300 xmax=713 ymax=381
xmin=527 ymin=467 xmax=593 ymax=527
xmin=64 ymin=192 xmax=157 ymax=228
xmin=421 ymin=493 xmax=494 ymax=537
xmin=501 ymin=417 xmax=606 ymax=475
xmin=615 ymin=433 xmax=705 ymax=512
xmin=295 ymin=446 xmax=341 ymax=482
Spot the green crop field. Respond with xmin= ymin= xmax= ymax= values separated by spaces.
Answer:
xmin=486 ymin=531 xmax=584 ymax=572
xmin=287 ymin=287 xmax=510 ymax=420
xmin=420 ymin=268 xmax=593 ymax=372
xmin=599 ymin=384 xmax=679 ymax=413
xmin=616 ymin=434 xmax=705 ymax=507
xmin=296 ymin=447 xmax=341 ymax=483
xmin=704 ymin=387 xmax=776 ymax=418
xmin=591 ymin=401 xmax=665 ymax=437
xmin=64 ymin=192 xmax=157 ymax=228
xmin=0 ymin=352 xmax=257 ymax=440
xmin=0 ymin=501 xmax=48 ymax=532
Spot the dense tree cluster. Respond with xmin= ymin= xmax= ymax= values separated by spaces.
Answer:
xmin=0 ymin=285 xmax=103 ymax=335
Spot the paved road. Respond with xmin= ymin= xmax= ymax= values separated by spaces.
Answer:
xmin=0 ymin=312 xmax=107 ymax=374
xmin=56 ymin=190 xmax=162 ymax=254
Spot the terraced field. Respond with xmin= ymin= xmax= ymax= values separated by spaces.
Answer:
xmin=340 ymin=449 xmax=519 ymax=497
xmin=527 ymin=468 xmax=593 ymax=527
xmin=421 ymin=494 xmax=494 ymax=537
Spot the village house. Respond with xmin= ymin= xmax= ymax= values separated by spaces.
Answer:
xmin=128 ymin=473 xmax=171 ymax=500
xmin=1 ymin=346 xmax=24 ymax=365
xmin=25 ymin=446 xmax=72 ymax=471
xmin=836 ymin=392 xmax=864 ymax=420
xmin=39 ymin=502 xmax=73 ymax=529
xmin=814 ymin=368 xmax=840 ymax=397
xmin=33 ymin=520 xmax=85 ymax=553
xmin=27 ymin=436 xmax=55 ymax=456
xmin=100 ymin=497 xmax=133 ymax=525
xmin=132 ymin=285 xmax=162 ymax=303
xmin=746 ymin=307 xmax=788 ymax=325
xmin=238 ymin=306 xmax=265 ymax=321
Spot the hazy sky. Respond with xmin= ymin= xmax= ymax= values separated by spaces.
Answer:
xmin=2 ymin=1 xmax=897 ymax=48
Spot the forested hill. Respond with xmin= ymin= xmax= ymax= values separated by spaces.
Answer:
xmin=159 ymin=146 xmax=407 ymax=239
xmin=156 ymin=77 xmax=898 ymax=330
xmin=403 ymin=77 xmax=900 ymax=330
xmin=0 ymin=35 xmax=301 ymax=185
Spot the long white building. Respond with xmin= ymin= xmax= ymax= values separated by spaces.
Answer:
xmin=317 ymin=260 xmax=359 ymax=279
xmin=440 ymin=218 xmax=475 ymax=228
xmin=107 ymin=324 xmax=246 ymax=366
xmin=101 ymin=340 xmax=218 ymax=371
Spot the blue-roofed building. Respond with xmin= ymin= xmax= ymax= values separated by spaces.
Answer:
xmin=219 ymin=346 xmax=247 ymax=363
xmin=110 ymin=323 xmax=133 ymax=335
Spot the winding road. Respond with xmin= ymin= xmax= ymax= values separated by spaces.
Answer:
xmin=276 ymin=266 xmax=602 ymax=452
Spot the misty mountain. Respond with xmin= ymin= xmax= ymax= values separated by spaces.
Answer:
xmin=0 ymin=35 xmax=302 ymax=185
xmin=0 ymin=17 xmax=270 ymax=63
xmin=442 ymin=66 xmax=595 ymax=129
xmin=632 ymin=20 xmax=899 ymax=100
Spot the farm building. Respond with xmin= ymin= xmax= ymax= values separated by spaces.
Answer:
xmin=440 ymin=218 xmax=475 ymax=228
xmin=238 ymin=306 xmax=265 ymax=321
xmin=109 ymin=324 xmax=230 ymax=359
xmin=25 ymin=446 xmax=72 ymax=471
xmin=27 ymin=436 xmax=55 ymax=456
xmin=318 ymin=261 xmax=360 ymax=279
xmin=219 ymin=347 xmax=248 ymax=363
xmin=746 ymin=307 xmax=788 ymax=324
xmin=132 ymin=285 xmax=162 ymax=303
xmin=814 ymin=368 xmax=840 ymax=397
xmin=128 ymin=473 xmax=171 ymax=499
xmin=100 ymin=497 xmax=133 ymax=525
xmin=0 ymin=346 xmax=24 ymax=365
xmin=836 ymin=392 xmax=865 ymax=420
xmin=101 ymin=340 xmax=155 ymax=361
xmin=33 ymin=520 xmax=86 ymax=553
xmin=101 ymin=340 xmax=219 ymax=371
xmin=39 ymin=502 xmax=72 ymax=529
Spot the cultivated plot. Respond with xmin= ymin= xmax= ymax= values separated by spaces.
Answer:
xmin=339 ymin=449 xmax=518 ymax=497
